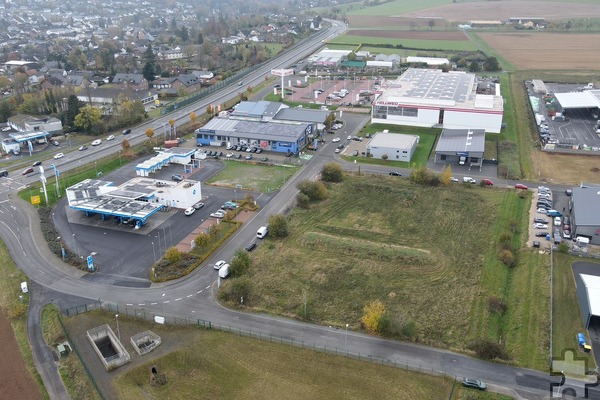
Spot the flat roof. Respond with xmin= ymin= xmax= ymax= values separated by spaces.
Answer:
xmin=554 ymin=90 xmax=600 ymax=109
xmin=199 ymin=118 xmax=309 ymax=142
xmin=9 ymin=131 xmax=51 ymax=142
xmin=374 ymin=68 xmax=503 ymax=112
xmin=580 ymin=274 xmax=600 ymax=317
xmin=572 ymin=187 xmax=600 ymax=227
xmin=368 ymin=132 xmax=418 ymax=149
xmin=435 ymin=128 xmax=486 ymax=153
xmin=273 ymin=108 xmax=329 ymax=124
xmin=231 ymin=101 xmax=284 ymax=118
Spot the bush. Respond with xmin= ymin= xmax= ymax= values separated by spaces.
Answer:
xmin=268 ymin=214 xmax=289 ymax=239
xmin=296 ymin=192 xmax=310 ymax=209
xmin=409 ymin=166 xmax=441 ymax=186
xmin=164 ymin=247 xmax=182 ymax=263
xmin=321 ymin=162 xmax=343 ymax=183
xmin=361 ymin=300 xmax=385 ymax=334
xmin=296 ymin=180 xmax=328 ymax=201
xmin=378 ymin=313 xmax=417 ymax=340
xmin=469 ymin=338 xmax=509 ymax=360
xmin=218 ymin=276 xmax=253 ymax=304
xmin=230 ymin=248 xmax=251 ymax=277
xmin=498 ymin=233 xmax=513 ymax=251
xmin=557 ymin=242 xmax=569 ymax=253
xmin=498 ymin=249 xmax=515 ymax=267
xmin=488 ymin=297 xmax=508 ymax=315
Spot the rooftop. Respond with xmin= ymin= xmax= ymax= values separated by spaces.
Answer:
xmin=368 ymin=132 xmax=419 ymax=148
xmin=572 ymin=187 xmax=600 ymax=226
xmin=435 ymin=128 xmax=486 ymax=153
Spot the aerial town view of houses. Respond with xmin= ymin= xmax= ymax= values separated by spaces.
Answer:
xmin=2 ymin=0 xmax=600 ymax=399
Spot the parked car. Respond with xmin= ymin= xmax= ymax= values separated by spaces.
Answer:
xmin=106 ymin=135 xmax=115 ymax=141
xmin=32 ymin=161 xmax=42 ymax=167
xmin=482 ymin=178 xmax=494 ymax=186
xmin=235 ymin=154 xmax=242 ymax=159
xmin=347 ymin=135 xmax=352 ymax=140
xmin=553 ymin=230 xmax=562 ymax=244
xmin=1 ymin=126 xmax=11 ymax=132
xmin=256 ymin=148 xmax=262 ymax=154
xmin=389 ymin=172 xmax=402 ymax=176
xmin=245 ymin=242 xmax=257 ymax=252
xmin=245 ymin=154 xmax=253 ymax=160
xmin=91 ymin=139 xmax=102 ymax=146
xmin=450 ymin=177 xmax=459 ymax=182
xmin=533 ymin=218 xmax=547 ymax=224
xmin=218 ymin=264 xmax=230 ymax=278
xmin=78 ymin=145 xmax=88 ymax=151
xmin=565 ymin=189 xmax=573 ymax=196
xmin=171 ymin=174 xmax=183 ymax=182
xmin=226 ymin=144 xmax=233 ymax=150
xmin=332 ymin=137 xmax=341 ymax=142
xmin=22 ymin=167 xmax=34 ymax=175
xmin=184 ymin=207 xmax=195 ymax=216
xmin=535 ymin=231 xmax=549 ymax=237
xmin=214 ymin=260 xmax=227 ymax=270
xmin=226 ymin=153 xmax=234 ymax=158
xmin=463 ymin=177 xmax=476 ymax=184
xmin=563 ymin=223 xmax=570 ymax=231
xmin=515 ymin=183 xmax=528 ymax=190
xmin=334 ymin=148 xmax=340 ymax=154
xmin=563 ymin=230 xmax=572 ymax=239
xmin=210 ymin=211 xmax=225 ymax=218
xmin=52 ymin=140 xmax=60 ymax=146
xmin=193 ymin=202 xmax=204 ymax=209
xmin=261 ymin=157 xmax=268 ymax=162
xmin=554 ymin=217 xmax=562 ymax=226
xmin=536 ymin=208 xmax=548 ymax=214
xmin=532 ymin=241 xmax=541 ymax=248
xmin=53 ymin=152 xmax=64 ymax=159
xmin=533 ymin=223 xmax=549 ymax=229
xmin=563 ymin=216 xmax=571 ymax=225
xmin=462 ymin=378 xmax=486 ymax=391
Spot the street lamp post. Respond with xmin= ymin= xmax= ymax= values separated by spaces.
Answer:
xmin=57 ymin=236 xmax=64 ymax=260
xmin=344 ymin=323 xmax=349 ymax=353
xmin=72 ymin=233 xmax=78 ymax=256
xmin=151 ymin=241 xmax=157 ymax=263
xmin=115 ymin=314 xmax=120 ymax=341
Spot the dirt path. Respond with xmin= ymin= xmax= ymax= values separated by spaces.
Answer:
xmin=0 ymin=309 xmax=43 ymax=400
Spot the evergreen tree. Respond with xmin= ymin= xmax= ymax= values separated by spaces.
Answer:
xmin=142 ymin=44 xmax=157 ymax=82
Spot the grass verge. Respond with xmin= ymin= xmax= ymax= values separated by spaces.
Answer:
xmin=0 ymin=241 xmax=48 ymax=399
xmin=330 ymin=35 xmax=477 ymax=51
xmin=41 ymin=304 xmax=102 ymax=400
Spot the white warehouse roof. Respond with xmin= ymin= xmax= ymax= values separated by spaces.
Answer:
xmin=368 ymin=132 xmax=418 ymax=149
xmin=554 ymin=90 xmax=600 ymax=109
xmin=580 ymin=274 xmax=600 ymax=318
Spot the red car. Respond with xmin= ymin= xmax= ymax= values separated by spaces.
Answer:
xmin=482 ymin=179 xmax=494 ymax=186
xmin=515 ymin=183 xmax=528 ymax=190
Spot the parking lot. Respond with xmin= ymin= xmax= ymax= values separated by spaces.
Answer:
xmin=527 ymin=185 xmax=573 ymax=250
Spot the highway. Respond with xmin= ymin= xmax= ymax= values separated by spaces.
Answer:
xmin=0 ymin=19 xmax=587 ymax=400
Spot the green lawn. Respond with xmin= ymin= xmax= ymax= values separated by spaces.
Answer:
xmin=330 ymin=34 xmax=477 ymax=51
xmin=207 ymin=161 xmax=299 ymax=193
xmin=227 ymin=175 xmax=541 ymax=366
xmin=348 ymin=0 xmax=451 ymax=16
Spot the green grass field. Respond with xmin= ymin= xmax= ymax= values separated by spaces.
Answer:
xmin=227 ymin=174 xmax=543 ymax=366
xmin=113 ymin=325 xmax=511 ymax=400
xmin=330 ymin=34 xmax=477 ymax=51
xmin=207 ymin=162 xmax=299 ymax=192
xmin=348 ymin=0 xmax=450 ymax=16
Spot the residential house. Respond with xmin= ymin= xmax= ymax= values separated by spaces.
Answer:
xmin=7 ymin=114 xmax=63 ymax=134
xmin=112 ymin=73 xmax=148 ymax=90
xmin=77 ymin=87 xmax=158 ymax=115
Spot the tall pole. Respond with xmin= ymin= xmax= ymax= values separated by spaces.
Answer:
xmin=115 ymin=314 xmax=120 ymax=341
xmin=152 ymin=241 xmax=157 ymax=263
xmin=344 ymin=323 xmax=349 ymax=353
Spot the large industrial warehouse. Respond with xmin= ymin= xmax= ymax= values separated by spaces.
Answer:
xmin=371 ymin=68 xmax=504 ymax=133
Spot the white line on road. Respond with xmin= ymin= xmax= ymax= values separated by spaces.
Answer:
xmin=186 ymin=295 xmax=193 ymax=298
xmin=205 ymin=285 xmax=210 ymax=289
xmin=138 ymin=303 xmax=145 ymax=306
xmin=150 ymin=302 xmax=157 ymax=305
xmin=198 ymin=290 xmax=202 ymax=293
xmin=126 ymin=303 xmax=133 ymax=306
xmin=175 ymin=298 xmax=182 ymax=301
xmin=163 ymin=300 xmax=170 ymax=304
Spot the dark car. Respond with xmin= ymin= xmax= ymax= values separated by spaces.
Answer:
xmin=22 ymin=167 xmax=34 ymax=175
xmin=32 ymin=161 xmax=42 ymax=167
xmin=245 ymin=154 xmax=253 ymax=160
xmin=171 ymin=174 xmax=183 ymax=182
xmin=564 ymin=216 xmax=571 ymax=225
xmin=123 ymin=128 xmax=131 ymax=135
xmin=255 ymin=148 xmax=262 ymax=154
xmin=261 ymin=156 xmax=268 ymax=162
xmin=533 ymin=218 xmax=547 ymax=224
xmin=535 ymin=231 xmax=549 ymax=237
xmin=462 ymin=378 xmax=486 ymax=391
xmin=217 ymin=151 xmax=223 ymax=157
xmin=389 ymin=172 xmax=402 ymax=176
xmin=235 ymin=153 xmax=242 ymax=159
xmin=78 ymin=145 xmax=88 ymax=151
xmin=245 ymin=242 xmax=257 ymax=252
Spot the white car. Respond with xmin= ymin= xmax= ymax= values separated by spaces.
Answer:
xmin=332 ymin=137 xmax=340 ymax=142
xmin=1 ymin=127 xmax=11 ymax=132
xmin=210 ymin=211 xmax=225 ymax=219
xmin=450 ymin=177 xmax=459 ymax=182
xmin=91 ymin=139 xmax=102 ymax=146
xmin=184 ymin=207 xmax=195 ymax=216
xmin=106 ymin=135 xmax=115 ymax=141
xmin=53 ymin=152 xmax=64 ymax=159
xmin=347 ymin=135 xmax=352 ymax=140
xmin=334 ymin=148 xmax=340 ymax=154
xmin=226 ymin=153 xmax=234 ymax=158
xmin=554 ymin=217 xmax=562 ymax=226
xmin=533 ymin=223 xmax=549 ymax=229
xmin=536 ymin=208 xmax=548 ymax=214
xmin=214 ymin=260 xmax=227 ymax=270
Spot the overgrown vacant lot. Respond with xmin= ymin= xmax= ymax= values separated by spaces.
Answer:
xmin=244 ymin=175 xmax=536 ymax=355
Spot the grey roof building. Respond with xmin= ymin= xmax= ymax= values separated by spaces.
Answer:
xmin=273 ymin=108 xmax=329 ymax=125
xmin=571 ymin=187 xmax=600 ymax=244
xmin=434 ymin=128 xmax=486 ymax=168
xmin=231 ymin=101 xmax=284 ymax=120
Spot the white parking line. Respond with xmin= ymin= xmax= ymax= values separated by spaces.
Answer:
xmin=198 ymin=290 xmax=202 ymax=294
xmin=175 ymin=298 xmax=182 ymax=301
xmin=206 ymin=285 xmax=210 ymax=289
xmin=163 ymin=300 xmax=170 ymax=304
xmin=138 ymin=303 xmax=145 ymax=306
xmin=150 ymin=302 xmax=157 ymax=305
xmin=186 ymin=295 xmax=193 ymax=298
xmin=126 ymin=303 xmax=133 ymax=306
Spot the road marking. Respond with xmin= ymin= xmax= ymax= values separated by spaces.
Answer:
xmin=175 ymin=298 xmax=182 ymax=301
xmin=163 ymin=300 xmax=170 ymax=304
xmin=138 ymin=303 xmax=145 ymax=306
xmin=186 ymin=295 xmax=193 ymax=298
xmin=150 ymin=302 xmax=157 ymax=305
xmin=206 ymin=285 xmax=210 ymax=289
xmin=126 ymin=303 xmax=133 ymax=306
xmin=197 ymin=290 xmax=202 ymax=293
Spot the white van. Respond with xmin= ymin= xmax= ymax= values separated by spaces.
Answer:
xmin=20 ymin=281 xmax=28 ymax=293
xmin=257 ymin=226 xmax=269 ymax=239
xmin=218 ymin=264 xmax=230 ymax=278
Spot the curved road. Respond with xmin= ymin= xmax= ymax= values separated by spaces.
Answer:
xmin=0 ymin=20 xmax=586 ymax=400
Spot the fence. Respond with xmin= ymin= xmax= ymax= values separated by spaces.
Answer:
xmin=64 ymin=300 xmax=459 ymax=396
